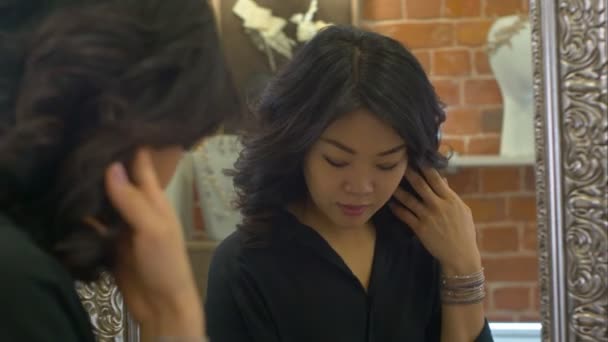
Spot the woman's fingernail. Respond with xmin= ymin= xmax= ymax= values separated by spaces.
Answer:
xmin=111 ymin=163 xmax=128 ymax=184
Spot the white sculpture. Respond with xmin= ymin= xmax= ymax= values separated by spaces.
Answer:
xmin=232 ymin=0 xmax=333 ymax=71
xmin=233 ymin=0 xmax=295 ymax=65
xmin=290 ymin=0 xmax=331 ymax=43
xmin=487 ymin=14 xmax=534 ymax=157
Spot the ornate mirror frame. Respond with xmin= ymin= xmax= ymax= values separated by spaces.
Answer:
xmin=76 ymin=0 xmax=607 ymax=341
xmin=530 ymin=0 xmax=608 ymax=342
xmin=531 ymin=0 xmax=607 ymax=341
xmin=76 ymin=273 xmax=139 ymax=341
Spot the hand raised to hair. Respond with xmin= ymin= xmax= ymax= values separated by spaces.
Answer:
xmin=389 ymin=168 xmax=481 ymax=275
xmin=104 ymin=148 xmax=204 ymax=337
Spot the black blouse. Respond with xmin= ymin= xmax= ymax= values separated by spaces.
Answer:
xmin=205 ymin=210 xmax=493 ymax=342
xmin=0 ymin=214 xmax=95 ymax=342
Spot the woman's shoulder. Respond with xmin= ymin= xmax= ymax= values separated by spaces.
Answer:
xmin=208 ymin=225 xmax=286 ymax=282
xmin=207 ymin=230 xmax=254 ymax=289
xmin=0 ymin=215 xmax=82 ymax=303
xmin=211 ymin=209 xmax=295 ymax=262
xmin=0 ymin=215 xmax=63 ymax=280
xmin=0 ymin=214 xmax=95 ymax=340
xmin=211 ymin=230 xmax=245 ymax=266
xmin=211 ymin=228 xmax=271 ymax=263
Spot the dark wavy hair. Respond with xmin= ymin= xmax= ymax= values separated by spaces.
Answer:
xmin=0 ymin=0 xmax=237 ymax=280
xmin=231 ymin=25 xmax=448 ymax=241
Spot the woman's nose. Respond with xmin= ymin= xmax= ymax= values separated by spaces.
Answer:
xmin=343 ymin=174 xmax=374 ymax=195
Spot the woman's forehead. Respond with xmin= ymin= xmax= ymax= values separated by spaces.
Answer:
xmin=323 ymin=109 xmax=403 ymax=140
xmin=317 ymin=109 xmax=405 ymax=155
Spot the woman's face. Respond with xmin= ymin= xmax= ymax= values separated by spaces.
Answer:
xmin=303 ymin=108 xmax=408 ymax=229
xmin=150 ymin=146 xmax=184 ymax=188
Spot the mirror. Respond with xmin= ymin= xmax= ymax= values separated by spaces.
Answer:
xmin=77 ymin=1 xmax=607 ymax=341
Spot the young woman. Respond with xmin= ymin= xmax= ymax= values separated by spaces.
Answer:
xmin=205 ymin=26 xmax=494 ymax=342
xmin=0 ymin=0 xmax=234 ymax=339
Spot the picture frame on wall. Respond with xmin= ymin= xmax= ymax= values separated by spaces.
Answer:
xmin=208 ymin=0 xmax=361 ymax=129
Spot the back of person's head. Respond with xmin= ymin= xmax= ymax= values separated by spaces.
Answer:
xmin=0 ymin=0 xmax=235 ymax=280
xmin=232 ymin=25 xmax=447 ymax=240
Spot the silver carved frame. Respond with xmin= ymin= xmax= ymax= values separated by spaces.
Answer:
xmin=76 ymin=273 xmax=139 ymax=341
xmin=75 ymin=1 xmax=608 ymax=341
xmin=531 ymin=0 xmax=607 ymax=341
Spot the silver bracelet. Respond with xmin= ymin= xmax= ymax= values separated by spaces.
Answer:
xmin=440 ymin=267 xmax=487 ymax=305
xmin=441 ymin=267 xmax=485 ymax=280
xmin=441 ymin=287 xmax=486 ymax=305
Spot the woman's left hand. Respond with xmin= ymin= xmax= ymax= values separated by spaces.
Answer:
xmin=389 ymin=167 xmax=482 ymax=275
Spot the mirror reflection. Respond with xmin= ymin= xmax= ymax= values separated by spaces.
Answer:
xmin=166 ymin=0 xmax=540 ymax=341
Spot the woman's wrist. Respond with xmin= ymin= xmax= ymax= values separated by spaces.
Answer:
xmin=148 ymin=292 xmax=205 ymax=337
xmin=440 ymin=251 xmax=482 ymax=277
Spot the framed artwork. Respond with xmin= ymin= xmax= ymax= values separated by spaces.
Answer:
xmin=209 ymin=0 xmax=360 ymax=127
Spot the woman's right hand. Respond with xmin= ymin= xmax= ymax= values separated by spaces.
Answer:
xmin=104 ymin=148 xmax=205 ymax=338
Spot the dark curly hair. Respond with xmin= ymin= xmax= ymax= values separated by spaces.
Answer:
xmin=231 ymin=25 xmax=448 ymax=242
xmin=0 ymin=0 xmax=237 ymax=280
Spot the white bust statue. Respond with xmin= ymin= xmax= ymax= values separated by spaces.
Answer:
xmin=487 ymin=15 xmax=534 ymax=157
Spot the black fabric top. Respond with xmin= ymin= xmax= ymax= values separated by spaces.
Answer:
xmin=0 ymin=214 xmax=95 ymax=342
xmin=205 ymin=209 xmax=493 ymax=342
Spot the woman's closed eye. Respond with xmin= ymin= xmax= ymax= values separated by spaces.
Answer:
xmin=324 ymin=156 xmax=348 ymax=168
xmin=376 ymin=162 xmax=400 ymax=171
xmin=324 ymin=155 xmax=402 ymax=171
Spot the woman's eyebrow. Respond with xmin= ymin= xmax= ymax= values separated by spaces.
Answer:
xmin=321 ymin=138 xmax=406 ymax=156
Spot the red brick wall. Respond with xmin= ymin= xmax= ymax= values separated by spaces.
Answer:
xmin=449 ymin=166 xmax=539 ymax=321
xmin=363 ymin=0 xmax=538 ymax=322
